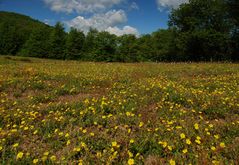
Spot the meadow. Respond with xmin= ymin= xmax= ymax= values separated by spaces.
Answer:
xmin=0 ymin=56 xmax=239 ymax=164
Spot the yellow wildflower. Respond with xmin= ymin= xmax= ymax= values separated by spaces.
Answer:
xmin=169 ymin=159 xmax=176 ymax=165
xmin=220 ymin=142 xmax=225 ymax=148
xmin=186 ymin=139 xmax=191 ymax=145
xmin=16 ymin=152 xmax=24 ymax=160
xmin=194 ymin=123 xmax=199 ymax=130
xmin=128 ymin=158 xmax=135 ymax=165
xmin=182 ymin=148 xmax=188 ymax=154
xmin=139 ymin=122 xmax=144 ymax=127
xmin=180 ymin=133 xmax=186 ymax=139
xmin=50 ymin=155 xmax=56 ymax=161
xmin=112 ymin=141 xmax=117 ymax=147
xmin=13 ymin=143 xmax=19 ymax=148
xmin=211 ymin=146 xmax=216 ymax=151
xmin=33 ymin=159 xmax=39 ymax=164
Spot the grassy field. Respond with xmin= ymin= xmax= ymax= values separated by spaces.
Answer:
xmin=0 ymin=56 xmax=239 ymax=164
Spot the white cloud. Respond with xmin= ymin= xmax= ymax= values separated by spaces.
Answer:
xmin=130 ymin=2 xmax=139 ymax=10
xmin=43 ymin=0 xmax=125 ymax=14
xmin=156 ymin=0 xmax=188 ymax=10
xmin=65 ymin=9 xmax=139 ymax=36
xmin=106 ymin=26 xmax=139 ymax=36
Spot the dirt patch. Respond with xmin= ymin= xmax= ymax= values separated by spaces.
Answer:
xmin=138 ymin=103 xmax=159 ymax=123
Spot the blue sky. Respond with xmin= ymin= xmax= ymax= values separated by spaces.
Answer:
xmin=0 ymin=0 xmax=187 ymax=36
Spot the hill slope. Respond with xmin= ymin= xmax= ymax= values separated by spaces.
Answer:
xmin=0 ymin=11 xmax=52 ymax=55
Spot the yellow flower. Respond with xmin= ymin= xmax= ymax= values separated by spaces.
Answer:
xmin=65 ymin=133 xmax=70 ymax=138
xmin=195 ymin=139 xmax=201 ymax=144
xmin=33 ymin=159 xmax=39 ymax=164
xmin=182 ymin=148 xmax=188 ymax=154
xmin=212 ymin=160 xmax=220 ymax=165
xmin=130 ymin=139 xmax=135 ymax=144
xmin=139 ymin=122 xmax=144 ymax=128
xmin=128 ymin=151 xmax=133 ymax=157
xmin=0 ymin=146 xmax=3 ymax=151
xmin=73 ymin=147 xmax=81 ymax=152
xmin=211 ymin=146 xmax=216 ymax=151
xmin=194 ymin=123 xmax=199 ymax=130
xmin=169 ymin=159 xmax=176 ymax=165
xmin=112 ymin=141 xmax=117 ymax=147
xmin=214 ymin=135 xmax=219 ymax=139
xmin=220 ymin=142 xmax=225 ymax=148
xmin=90 ymin=132 xmax=95 ymax=136
xmin=66 ymin=140 xmax=71 ymax=145
xmin=50 ymin=155 xmax=56 ymax=161
xmin=43 ymin=152 xmax=49 ymax=156
xmin=180 ymin=133 xmax=186 ymax=139
xmin=186 ymin=139 xmax=191 ymax=145
xmin=16 ymin=152 xmax=24 ymax=160
xmin=128 ymin=158 xmax=135 ymax=165
xmin=168 ymin=146 xmax=173 ymax=151
xmin=13 ymin=143 xmax=19 ymax=148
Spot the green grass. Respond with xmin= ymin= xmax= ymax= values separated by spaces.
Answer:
xmin=0 ymin=56 xmax=239 ymax=164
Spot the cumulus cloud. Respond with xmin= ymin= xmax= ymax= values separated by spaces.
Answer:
xmin=43 ymin=0 xmax=125 ymax=14
xmin=106 ymin=26 xmax=139 ymax=36
xmin=65 ymin=9 xmax=139 ymax=36
xmin=156 ymin=0 xmax=188 ymax=10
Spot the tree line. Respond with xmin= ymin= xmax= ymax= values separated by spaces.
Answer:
xmin=0 ymin=0 xmax=238 ymax=62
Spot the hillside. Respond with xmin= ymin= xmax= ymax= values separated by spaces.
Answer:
xmin=0 ymin=11 xmax=52 ymax=55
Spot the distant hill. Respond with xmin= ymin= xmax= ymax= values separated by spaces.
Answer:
xmin=0 ymin=11 xmax=52 ymax=55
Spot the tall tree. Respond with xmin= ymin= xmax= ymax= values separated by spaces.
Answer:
xmin=94 ymin=31 xmax=117 ymax=62
xmin=19 ymin=26 xmax=51 ymax=58
xmin=169 ymin=0 xmax=231 ymax=61
xmin=49 ymin=22 xmax=66 ymax=59
xmin=82 ymin=28 xmax=98 ymax=60
xmin=118 ymin=34 xmax=138 ymax=62
xmin=65 ymin=28 xmax=85 ymax=60
xmin=227 ymin=0 xmax=239 ymax=61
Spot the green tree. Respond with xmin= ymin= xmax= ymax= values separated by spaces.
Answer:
xmin=94 ymin=31 xmax=117 ymax=62
xmin=49 ymin=22 xmax=66 ymax=59
xmin=169 ymin=0 xmax=231 ymax=61
xmin=19 ymin=26 xmax=51 ymax=58
xmin=82 ymin=28 xmax=98 ymax=60
xmin=227 ymin=0 xmax=239 ymax=61
xmin=65 ymin=27 xmax=85 ymax=60
xmin=0 ymin=22 xmax=22 ymax=55
xmin=117 ymin=34 xmax=138 ymax=62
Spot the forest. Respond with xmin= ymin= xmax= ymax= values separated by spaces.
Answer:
xmin=0 ymin=0 xmax=238 ymax=62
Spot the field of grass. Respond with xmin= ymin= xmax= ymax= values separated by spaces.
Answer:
xmin=0 ymin=56 xmax=239 ymax=164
